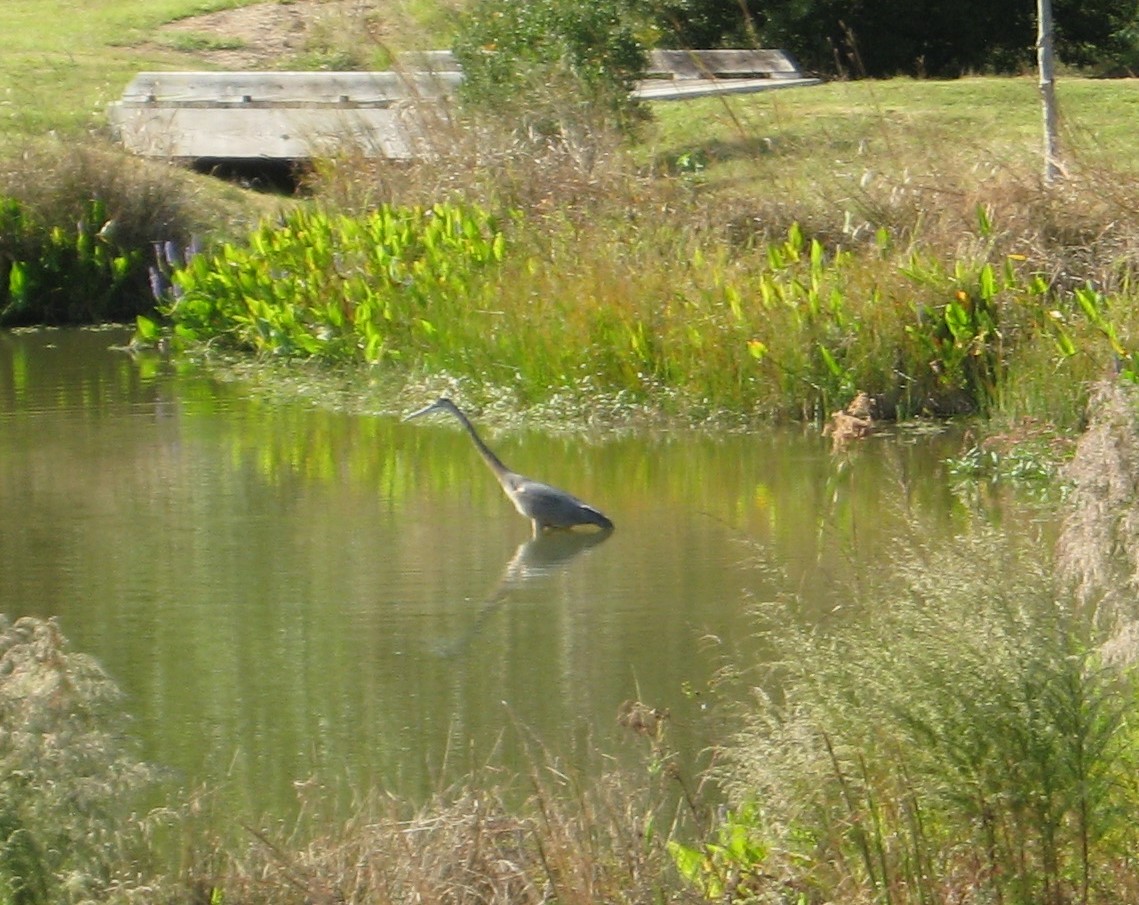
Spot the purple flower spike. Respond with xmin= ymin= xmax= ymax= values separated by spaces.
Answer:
xmin=149 ymin=265 xmax=171 ymax=302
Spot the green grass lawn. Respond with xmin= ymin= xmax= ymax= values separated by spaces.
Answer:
xmin=0 ymin=0 xmax=255 ymax=140
xmin=643 ymin=75 xmax=1139 ymax=200
xmin=0 ymin=0 xmax=459 ymax=144
xmin=7 ymin=0 xmax=1139 ymax=177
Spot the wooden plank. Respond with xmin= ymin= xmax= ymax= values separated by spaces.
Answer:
xmin=107 ymin=104 xmax=442 ymax=159
xmin=633 ymin=75 xmax=820 ymax=101
xmin=119 ymin=70 xmax=459 ymax=105
xmin=399 ymin=48 xmax=807 ymax=80
xmin=647 ymin=49 xmax=804 ymax=79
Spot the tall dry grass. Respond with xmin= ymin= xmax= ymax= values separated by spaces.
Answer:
xmin=0 ymin=140 xmax=255 ymax=252
xmin=673 ymin=375 xmax=1139 ymax=905
xmin=1 ymin=612 xmax=696 ymax=905
xmin=0 ymin=615 xmax=157 ymax=904
xmin=1060 ymin=380 xmax=1139 ymax=648
xmin=709 ymin=511 xmax=1139 ymax=904
xmin=136 ymin=756 xmax=693 ymax=905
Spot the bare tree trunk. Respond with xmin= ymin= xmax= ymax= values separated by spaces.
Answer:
xmin=1038 ymin=0 xmax=1061 ymax=184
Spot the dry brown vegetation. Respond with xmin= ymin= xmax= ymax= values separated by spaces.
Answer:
xmin=0 ymin=143 xmax=256 ymax=251
xmin=0 ymin=616 xmax=156 ymax=904
xmin=0 ymin=613 xmax=701 ymax=904
xmin=173 ymin=771 xmax=688 ymax=905
xmin=1060 ymin=380 xmax=1139 ymax=644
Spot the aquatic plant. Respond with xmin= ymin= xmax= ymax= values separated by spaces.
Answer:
xmin=153 ymin=203 xmax=507 ymax=363
xmin=0 ymin=197 xmax=143 ymax=326
xmin=144 ymin=198 xmax=1130 ymax=424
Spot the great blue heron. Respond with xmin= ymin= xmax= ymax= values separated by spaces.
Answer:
xmin=403 ymin=397 xmax=614 ymax=536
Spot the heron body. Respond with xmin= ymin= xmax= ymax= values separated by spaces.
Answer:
xmin=403 ymin=397 xmax=614 ymax=536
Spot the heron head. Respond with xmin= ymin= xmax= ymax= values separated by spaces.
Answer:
xmin=402 ymin=396 xmax=459 ymax=422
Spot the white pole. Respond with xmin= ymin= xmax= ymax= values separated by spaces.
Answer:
xmin=1038 ymin=0 xmax=1061 ymax=184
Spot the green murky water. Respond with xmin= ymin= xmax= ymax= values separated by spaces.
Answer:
xmin=1 ymin=327 xmax=983 ymax=816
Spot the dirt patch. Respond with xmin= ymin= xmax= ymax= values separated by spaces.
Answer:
xmin=155 ymin=0 xmax=386 ymax=70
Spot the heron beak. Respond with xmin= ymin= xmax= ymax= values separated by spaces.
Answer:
xmin=402 ymin=401 xmax=441 ymax=422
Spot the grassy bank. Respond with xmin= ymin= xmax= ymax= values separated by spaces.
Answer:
xmin=23 ymin=73 xmax=1139 ymax=427
xmin=151 ymin=102 xmax=1139 ymax=428
xmin=288 ymin=76 xmax=1139 ymax=428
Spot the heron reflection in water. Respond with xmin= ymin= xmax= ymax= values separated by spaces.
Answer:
xmin=435 ymin=529 xmax=613 ymax=658
xmin=403 ymin=397 xmax=614 ymax=536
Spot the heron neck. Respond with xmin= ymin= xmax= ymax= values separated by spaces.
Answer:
xmin=451 ymin=408 xmax=511 ymax=479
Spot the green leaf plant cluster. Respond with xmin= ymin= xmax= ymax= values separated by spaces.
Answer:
xmin=141 ymin=202 xmax=1139 ymax=426
xmin=145 ymin=203 xmax=507 ymax=364
xmin=0 ymin=197 xmax=145 ymax=326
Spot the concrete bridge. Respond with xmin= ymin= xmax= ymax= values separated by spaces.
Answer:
xmin=107 ymin=49 xmax=819 ymax=163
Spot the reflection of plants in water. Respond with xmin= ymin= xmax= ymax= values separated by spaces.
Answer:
xmin=0 ymin=616 xmax=155 ymax=904
xmin=945 ymin=418 xmax=1073 ymax=510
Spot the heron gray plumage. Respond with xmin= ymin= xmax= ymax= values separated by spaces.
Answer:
xmin=403 ymin=397 xmax=614 ymax=536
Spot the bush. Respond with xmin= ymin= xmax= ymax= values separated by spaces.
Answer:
xmin=0 ymin=616 xmax=155 ymax=904
xmin=0 ymin=195 xmax=145 ymax=326
xmin=451 ymin=0 xmax=650 ymax=137
xmin=695 ymin=520 xmax=1139 ymax=904
xmin=0 ymin=142 xmax=246 ymax=325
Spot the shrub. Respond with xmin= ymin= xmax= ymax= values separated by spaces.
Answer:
xmin=451 ymin=0 xmax=650 ymax=137
xmin=0 ymin=616 xmax=155 ymax=904
xmin=697 ymin=523 xmax=1139 ymax=904
xmin=0 ymin=196 xmax=144 ymax=326
xmin=0 ymin=142 xmax=247 ymax=325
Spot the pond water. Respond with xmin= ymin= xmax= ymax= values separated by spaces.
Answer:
xmin=0 ymin=327 xmax=995 ymax=818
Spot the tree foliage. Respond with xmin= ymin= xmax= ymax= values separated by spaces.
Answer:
xmin=451 ymin=0 xmax=1139 ymax=88
xmin=648 ymin=0 xmax=765 ymax=49
xmin=452 ymin=0 xmax=649 ymax=132
xmin=649 ymin=0 xmax=1139 ymax=77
